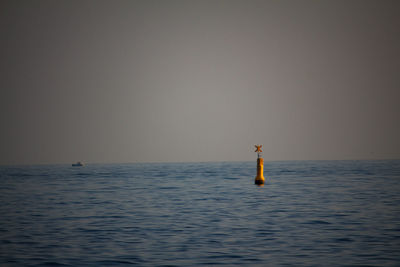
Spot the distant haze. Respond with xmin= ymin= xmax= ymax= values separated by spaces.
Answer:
xmin=1 ymin=0 xmax=399 ymax=165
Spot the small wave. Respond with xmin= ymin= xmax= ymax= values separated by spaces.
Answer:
xmin=75 ymin=172 xmax=90 ymax=176
xmin=223 ymin=177 xmax=239 ymax=180
xmin=305 ymin=220 xmax=331 ymax=225
xmin=34 ymin=262 xmax=72 ymax=266
xmin=95 ymin=259 xmax=138 ymax=265
xmin=334 ymin=237 xmax=354 ymax=242
xmin=154 ymin=173 xmax=168 ymax=177
xmin=207 ymin=254 xmax=244 ymax=259
xmin=159 ymin=186 xmax=179 ymax=190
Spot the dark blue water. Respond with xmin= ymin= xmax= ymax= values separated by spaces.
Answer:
xmin=1 ymin=160 xmax=400 ymax=266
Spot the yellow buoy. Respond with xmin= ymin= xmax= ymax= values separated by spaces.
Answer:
xmin=254 ymin=145 xmax=265 ymax=185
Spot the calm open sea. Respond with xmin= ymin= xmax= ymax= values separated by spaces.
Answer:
xmin=1 ymin=160 xmax=400 ymax=266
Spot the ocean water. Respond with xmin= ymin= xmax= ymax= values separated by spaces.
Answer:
xmin=0 ymin=160 xmax=400 ymax=266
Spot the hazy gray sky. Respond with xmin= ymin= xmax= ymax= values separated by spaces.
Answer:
xmin=1 ymin=0 xmax=399 ymax=164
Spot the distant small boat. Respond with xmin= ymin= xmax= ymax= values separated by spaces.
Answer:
xmin=72 ymin=161 xmax=84 ymax=167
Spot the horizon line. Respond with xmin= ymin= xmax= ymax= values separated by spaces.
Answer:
xmin=1 ymin=158 xmax=399 ymax=167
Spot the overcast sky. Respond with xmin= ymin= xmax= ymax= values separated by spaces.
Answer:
xmin=0 ymin=0 xmax=399 ymax=165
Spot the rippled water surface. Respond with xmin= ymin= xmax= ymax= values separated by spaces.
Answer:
xmin=1 ymin=160 xmax=400 ymax=266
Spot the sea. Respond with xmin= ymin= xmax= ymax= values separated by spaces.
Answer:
xmin=0 ymin=160 xmax=400 ymax=266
